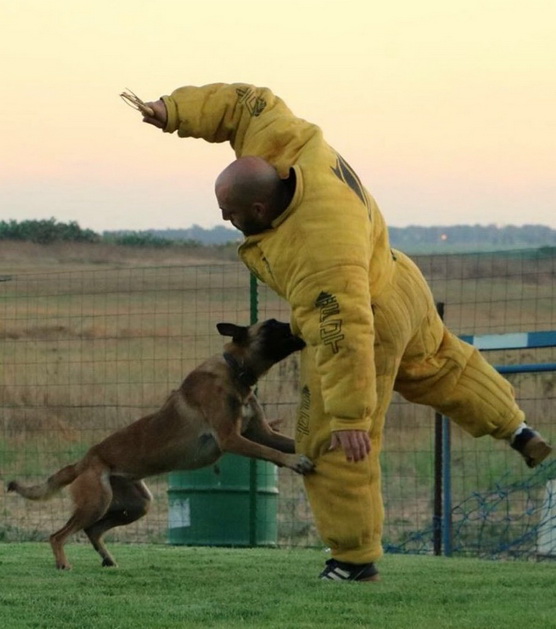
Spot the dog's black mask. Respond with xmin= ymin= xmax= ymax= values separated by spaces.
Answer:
xmin=217 ymin=319 xmax=305 ymax=364
xmin=259 ymin=319 xmax=305 ymax=363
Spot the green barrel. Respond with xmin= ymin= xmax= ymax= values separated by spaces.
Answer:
xmin=167 ymin=454 xmax=278 ymax=546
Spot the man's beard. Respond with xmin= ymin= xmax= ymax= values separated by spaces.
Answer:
xmin=235 ymin=217 xmax=270 ymax=236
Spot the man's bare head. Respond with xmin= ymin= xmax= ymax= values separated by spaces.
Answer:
xmin=215 ymin=156 xmax=290 ymax=235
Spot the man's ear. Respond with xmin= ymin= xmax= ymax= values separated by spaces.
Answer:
xmin=252 ymin=202 xmax=266 ymax=219
xmin=216 ymin=322 xmax=249 ymax=343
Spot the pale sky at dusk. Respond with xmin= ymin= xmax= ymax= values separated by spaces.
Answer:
xmin=2 ymin=0 xmax=555 ymax=233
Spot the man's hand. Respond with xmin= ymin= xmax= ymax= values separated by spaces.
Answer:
xmin=142 ymin=99 xmax=168 ymax=129
xmin=330 ymin=430 xmax=371 ymax=462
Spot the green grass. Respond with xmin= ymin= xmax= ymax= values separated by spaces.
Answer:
xmin=0 ymin=544 xmax=553 ymax=629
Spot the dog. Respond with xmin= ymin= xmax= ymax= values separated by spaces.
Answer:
xmin=8 ymin=318 xmax=314 ymax=570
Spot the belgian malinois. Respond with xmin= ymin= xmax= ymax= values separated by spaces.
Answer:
xmin=8 ymin=319 xmax=314 ymax=570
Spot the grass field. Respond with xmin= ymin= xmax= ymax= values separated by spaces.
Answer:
xmin=1 ymin=544 xmax=555 ymax=629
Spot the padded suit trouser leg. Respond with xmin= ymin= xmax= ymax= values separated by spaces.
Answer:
xmin=295 ymin=344 xmax=395 ymax=564
xmin=391 ymin=254 xmax=524 ymax=439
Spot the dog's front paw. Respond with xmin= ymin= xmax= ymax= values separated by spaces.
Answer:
xmin=294 ymin=455 xmax=315 ymax=475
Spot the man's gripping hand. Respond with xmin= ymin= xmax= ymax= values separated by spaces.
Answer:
xmin=142 ymin=99 xmax=168 ymax=129
xmin=330 ymin=430 xmax=371 ymax=462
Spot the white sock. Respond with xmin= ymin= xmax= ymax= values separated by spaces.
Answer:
xmin=510 ymin=422 xmax=528 ymax=443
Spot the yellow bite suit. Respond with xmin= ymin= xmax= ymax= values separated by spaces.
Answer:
xmin=162 ymin=83 xmax=525 ymax=563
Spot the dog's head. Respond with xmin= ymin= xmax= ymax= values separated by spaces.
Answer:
xmin=217 ymin=319 xmax=305 ymax=376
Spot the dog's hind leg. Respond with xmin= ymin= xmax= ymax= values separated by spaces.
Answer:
xmin=84 ymin=478 xmax=152 ymax=567
xmin=50 ymin=464 xmax=113 ymax=570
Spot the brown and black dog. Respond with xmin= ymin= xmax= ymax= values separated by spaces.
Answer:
xmin=8 ymin=319 xmax=314 ymax=570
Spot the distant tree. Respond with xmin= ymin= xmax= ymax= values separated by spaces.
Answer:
xmin=102 ymin=230 xmax=202 ymax=248
xmin=0 ymin=218 xmax=99 ymax=244
xmin=103 ymin=225 xmax=240 ymax=246
xmin=389 ymin=224 xmax=556 ymax=252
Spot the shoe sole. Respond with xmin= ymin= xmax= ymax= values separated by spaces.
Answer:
xmin=357 ymin=574 xmax=380 ymax=582
xmin=523 ymin=438 xmax=553 ymax=468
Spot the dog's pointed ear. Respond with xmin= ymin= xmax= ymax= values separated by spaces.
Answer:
xmin=216 ymin=322 xmax=248 ymax=343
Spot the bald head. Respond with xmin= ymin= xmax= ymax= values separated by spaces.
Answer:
xmin=215 ymin=156 xmax=293 ymax=235
xmin=215 ymin=156 xmax=281 ymax=202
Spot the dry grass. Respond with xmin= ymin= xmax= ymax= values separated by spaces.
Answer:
xmin=0 ymin=240 xmax=237 ymax=274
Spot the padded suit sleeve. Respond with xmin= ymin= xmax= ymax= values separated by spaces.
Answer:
xmin=162 ymin=83 xmax=300 ymax=156
xmin=288 ymin=257 xmax=377 ymax=433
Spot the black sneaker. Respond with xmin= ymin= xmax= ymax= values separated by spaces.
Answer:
xmin=511 ymin=427 xmax=552 ymax=468
xmin=319 ymin=559 xmax=379 ymax=582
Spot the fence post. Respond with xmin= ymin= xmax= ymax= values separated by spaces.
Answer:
xmin=433 ymin=412 xmax=443 ymax=555
xmin=442 ymin=415 xmax=453 ymax=556
xmin=432 ymin=301 xmax=453 ymax=556
xmin=249 ymin=273 xmax=259 ymax=546
xmin=433 ymin=302 xmax=444 ymax=555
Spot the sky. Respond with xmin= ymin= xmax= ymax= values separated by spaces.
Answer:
xmin=2 ymin=0 xmax=555 ymax=233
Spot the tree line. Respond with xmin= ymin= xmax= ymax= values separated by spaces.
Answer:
xmin=1 ymin=218 xmax=555 ymax=252
xmin=0 ymin=219 xmax=202 ymax=248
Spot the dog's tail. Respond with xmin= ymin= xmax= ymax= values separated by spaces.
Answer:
xmin=7 ymin=463 xmax=80 ymax=501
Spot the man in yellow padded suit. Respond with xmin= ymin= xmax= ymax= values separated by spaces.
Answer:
xmin=140 ymin=82 xmax=552 ymax=581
